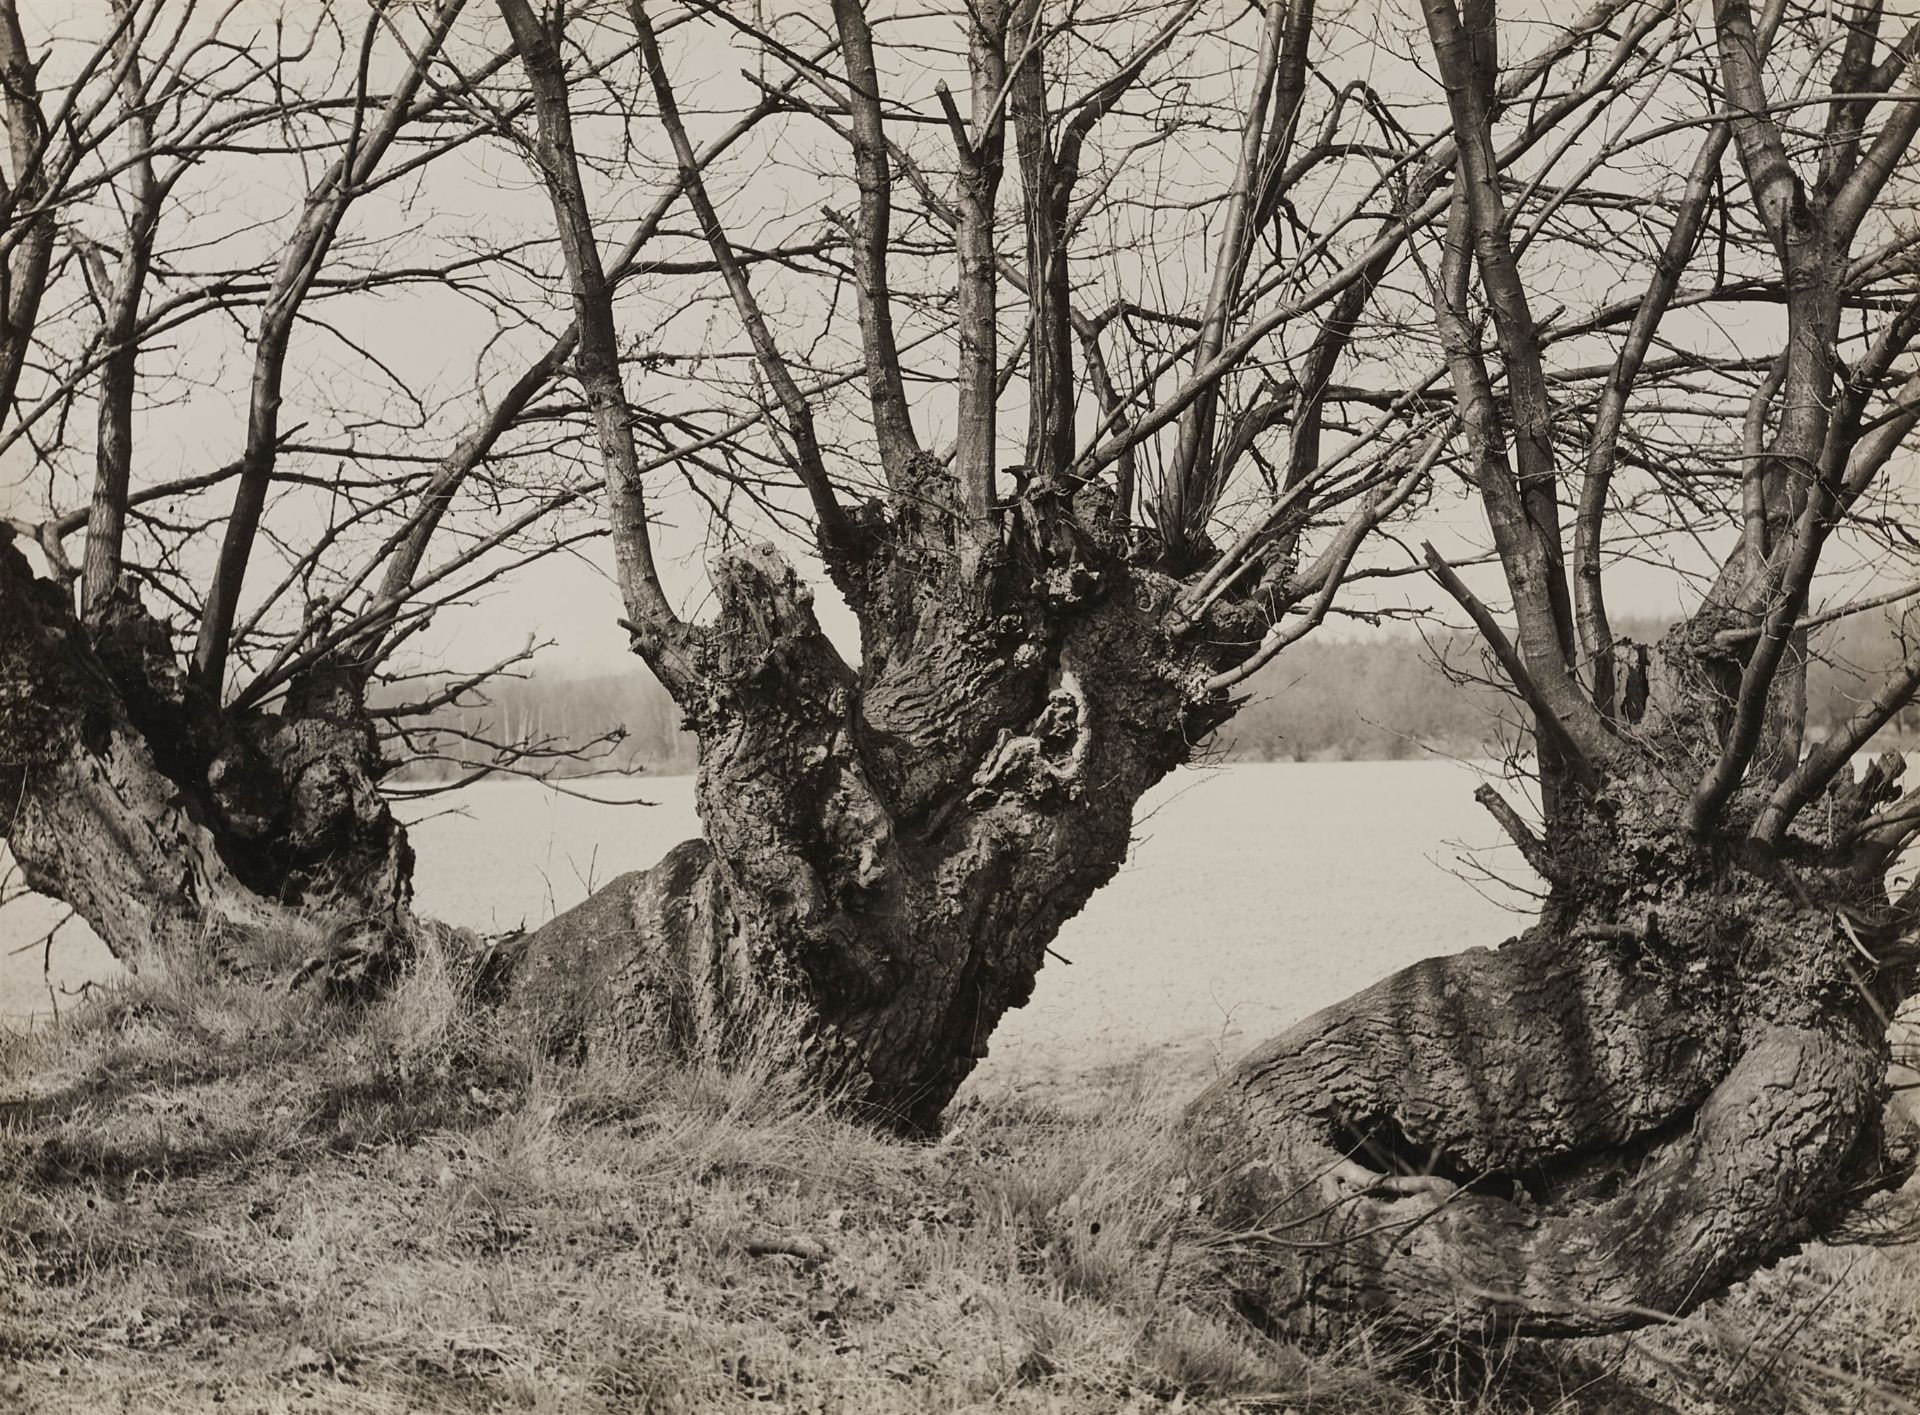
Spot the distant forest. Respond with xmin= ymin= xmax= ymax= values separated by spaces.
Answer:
xmin=383 ymin=613 xmax=1920 ymax=782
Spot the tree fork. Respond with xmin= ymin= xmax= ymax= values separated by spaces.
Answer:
xmin=500 ymin=524 xmax=1237 ymax=1128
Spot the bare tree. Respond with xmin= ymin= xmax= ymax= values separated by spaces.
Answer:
xmin=16 ymin=0 xmax=1905 ymax=1343
xmin=1191 ymin=0 xmax=1920 ymax=1340
xmin=0 ymin=0 xmax=772 ymax=965
xmin=490 ymin=0 xmax=1658 ymax=1132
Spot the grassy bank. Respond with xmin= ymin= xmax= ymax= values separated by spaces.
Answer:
xmin=2 ymin=936 xmax=1917 ymax=1414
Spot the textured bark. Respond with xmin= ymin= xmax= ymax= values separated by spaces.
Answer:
xmin=1155 ymin=0 xmax=1920 ymax=1347
xmin=1184 ymin=768 xmax=1913 ymax=1341
xmin=0 ymin=526 xmax=411 ymax=967
xmin=504 ymin=492 xmax=1229 ymax=1129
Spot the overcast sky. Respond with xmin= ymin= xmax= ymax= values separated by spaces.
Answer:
xmin=2 ymin=0 xmax=1913 ymax=688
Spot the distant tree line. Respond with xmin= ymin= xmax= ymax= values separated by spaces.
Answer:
xmin=387 ymin=611 xmax=1920 ymax=781
xmin=380 ymin=670 xmax=697 ymax=785
xmin=1223 ymin=613 xmax=1920 ymax=763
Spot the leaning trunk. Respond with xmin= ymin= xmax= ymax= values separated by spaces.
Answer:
xmin=1183 ymin=690 xmax=1914 ymax=1340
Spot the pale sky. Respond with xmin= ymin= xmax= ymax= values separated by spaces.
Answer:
xmin=2 ymin=0 xmax=1914 ymax=689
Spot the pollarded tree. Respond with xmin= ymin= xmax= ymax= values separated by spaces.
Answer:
xmin=1190 ymin=0 xmax=1920 ymax=1341
xmin=0 ymin=0 xmax=477 ymax=962
xmin=0 ymin=0 xmax=797 ymax=970
xmin=491 ymin=0 xmax=1678 ymax=1130
xmin=3 ymin=0 xmax=1458 ymax=1041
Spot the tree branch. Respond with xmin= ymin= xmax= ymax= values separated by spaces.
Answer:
xmin=1577 ymin=113 xmax=1740 ymax=717
xmin=0 ymin=0 xmax=54 ymax=438
xmin=1423 ymin=0 xmax=1576 ymax=671
xmin=828 ymin=0 xmax=920 ymax=489
xmin=1421 ymin=542 xmax=1605 ymax=789
xmin=498 ymin=0 xmax=684 ymax=670
xmin=949 ymin=3 xmax=1008 ymax=563
xmin=630 ymin=0 xmax=853 ymax=570
xmin=194 ymin=0 xmax=466 ymax=692
xmin=1162 ymin=0 xmax=1312 ymax=562
xmin=80 ymin=0 xmax=164 ymax=619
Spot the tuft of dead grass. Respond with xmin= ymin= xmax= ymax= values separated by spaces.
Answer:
xmin=2 ymin=931 xmax=1917 ymax=1414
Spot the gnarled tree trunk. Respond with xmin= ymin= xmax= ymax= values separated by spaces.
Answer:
xmin=504 ymin=496 xmax=1237 ymax=1130
xmin=1183 ymin=682 xmax=1915 ymax=1341
xmin=489 ymin=0 xmax=1415 ymax=1133
xmin=0 ymin=526 xmax=411 ymax=969
xmin=1190 ymin=0 xmax=1920 ymax=1345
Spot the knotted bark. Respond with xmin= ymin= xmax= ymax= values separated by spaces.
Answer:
xmin=1185 ymin=773 xmax=1914 ymax=1340
xmin=0 ymin=526 xmax=411 ymax=968
xmin=504 ymin=490 xmax=1233 ymax=1129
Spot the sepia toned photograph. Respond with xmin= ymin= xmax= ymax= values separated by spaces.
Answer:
xmin=4 ymin=0 xmax=1920 ymax=1409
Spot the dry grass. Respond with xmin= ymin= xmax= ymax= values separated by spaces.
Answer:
xmin=2 ymin=934 xmax=1917 ymax=1414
